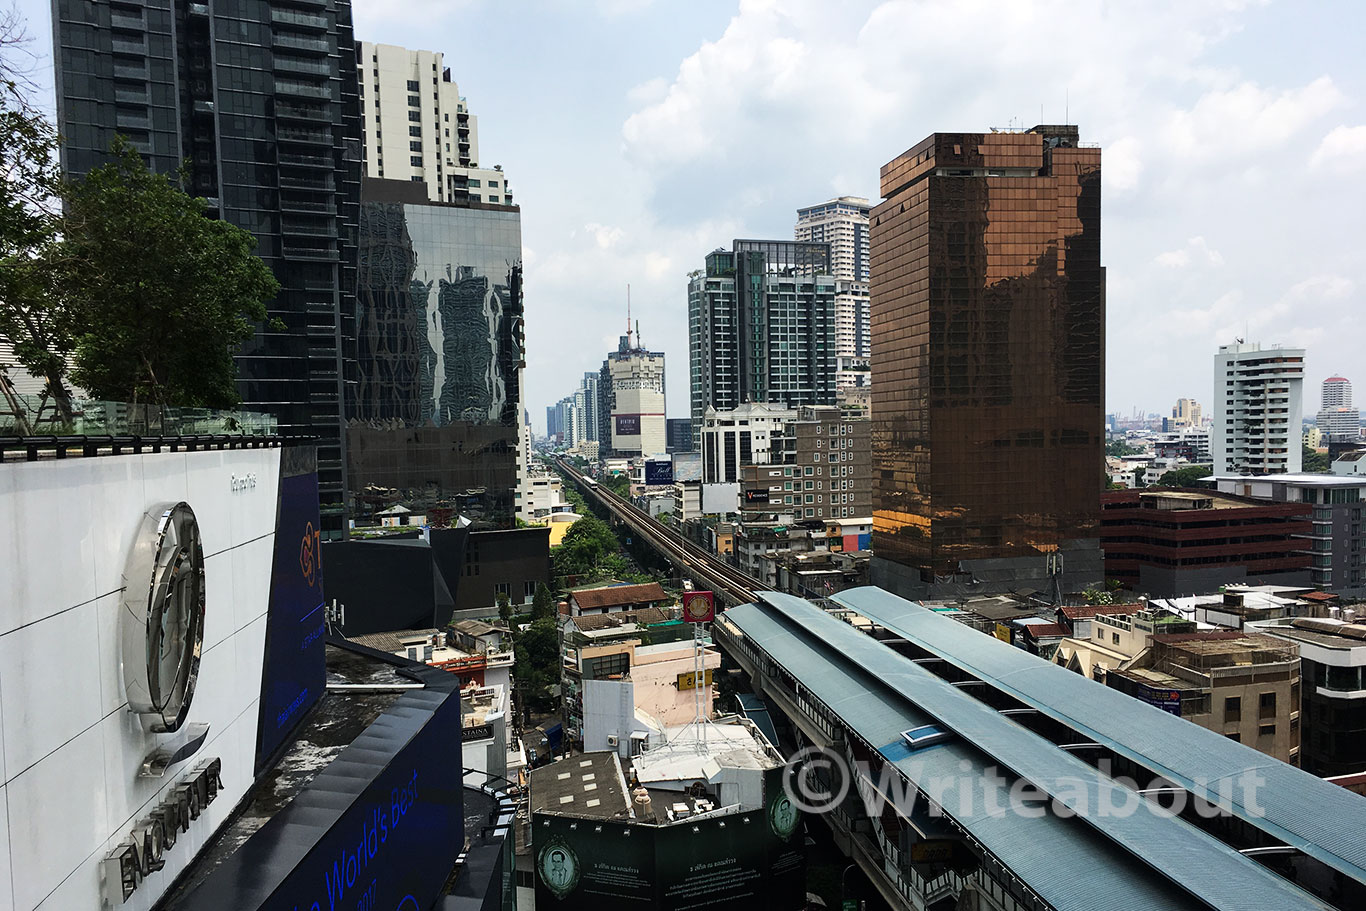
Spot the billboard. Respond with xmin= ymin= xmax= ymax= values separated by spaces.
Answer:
xmin=255 ymin=454 xmax=328 ymax=772
xmin=645 ymin=459 xmax=674 ymax=486
xmin=533 ymin=769 xmax=802 ymax=910
xmin=615 ymin=414 xmax=641 ymax=436
xmin=743 ymin=488 xmax=770 ymax=505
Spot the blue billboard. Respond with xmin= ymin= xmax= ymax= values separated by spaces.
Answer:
xmin=255 ymin=463 xmax=328 ymax=772
xmin=645 ymin=459 xmax=674 ymax=486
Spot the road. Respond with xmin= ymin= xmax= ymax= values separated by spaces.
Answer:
xmin=554 ymin=458 xmax=764 ymax=606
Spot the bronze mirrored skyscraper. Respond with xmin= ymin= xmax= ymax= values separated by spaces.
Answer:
xmin=869 ymin=125 xmax=1104 ymax=598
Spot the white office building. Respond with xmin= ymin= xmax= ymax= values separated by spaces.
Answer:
xmin=605 ymin=330 xmax=666 ymax=457
xmin=1211 ymin=342 xmax=1305 ymax=476
xmin=358 ymin=42 xmax=512 ymax=205
xmin=796 ymin=197 xmax=870 ymax=389
xmin=700 ymin=401 xmax=796 ymax=483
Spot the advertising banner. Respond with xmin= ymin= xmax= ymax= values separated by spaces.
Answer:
xmin=645 ymin=459 xmax=674 ymax=485
xmin=533 ymin=768 xmax=803 ymax=910
xmin=255 ymin=463 xmax=328 ymax=772
xmin=615 ymin=414 xmax=641 ymax=436
xmin=743 ymin=489 xmax=770 ymax=505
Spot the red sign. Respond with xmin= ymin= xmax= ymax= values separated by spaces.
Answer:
xmin=682 ymin=591 xmax=715 ymax=623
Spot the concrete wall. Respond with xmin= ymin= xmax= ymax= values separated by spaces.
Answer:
xmin=0 ymin=448 xmax=282 ymax=911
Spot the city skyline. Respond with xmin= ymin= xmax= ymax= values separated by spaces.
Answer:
xmin=11 ymin=0 xmax=1365 ymax=431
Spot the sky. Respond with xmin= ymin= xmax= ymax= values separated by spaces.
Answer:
xmin=12 ymin=0 xmax=1366 ymax=433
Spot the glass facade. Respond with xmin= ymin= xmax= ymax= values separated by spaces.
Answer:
xmin=349 ymin=188 xmax=524 ymax=527
xmin=52 ymin=0 xmax=362 ymax=535
xmin=688 ymin=240 xmax=837 ymax=442
xmin=870 ymin=126 xmax=1104 ymax=577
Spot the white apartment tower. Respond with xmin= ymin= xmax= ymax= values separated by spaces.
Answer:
xmin=1212 ymin=342 xmax=1305 ymax=475
xmin=796 ymin=197 xmax=870 ymax=389
xmin=357 ymin=42 xmax=512 ymax=205
xmin=605 ymin=330 xmax=667 ymax=457
xmin=1317 ymin=376 xmax=1360 ymax=441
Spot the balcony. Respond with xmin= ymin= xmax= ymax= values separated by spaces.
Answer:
xmin=269 ymin=7 xmax=328 ymax=30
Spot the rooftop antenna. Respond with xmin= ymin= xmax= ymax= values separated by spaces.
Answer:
xmin=626 ymin=283 xmax=632 ymax=346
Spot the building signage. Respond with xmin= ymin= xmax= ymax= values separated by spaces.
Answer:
xmin=676 ymin=669 xmax=715 ymax=691
xmin=255 ymin=466 xmax=328 ymax=772
xmin=682 ymin=591 xmax=715 ymax=623
xmin=645 ymin=459 xmax=674 ymax=485
xmin=463 ymin=722 xmax=495 ymax=743
xmin=994 ymin=623 xmax=1013 ymax=644
xmin=743 ymin=489 xmax=770 ymax=505
xmin=1133 ymin=684 xmax=1184 ymax=716
xmin=615 ymin=414 xmax=641 ymax=436
xmin=121 ymin=502 xmax=206 ymax=733
xmin=230 ymin=472 xmax=258 ymax=492
xmin=104 ymin=759 xmax=223 ymax=904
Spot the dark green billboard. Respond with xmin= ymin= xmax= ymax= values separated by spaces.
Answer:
xmin=533 ymin=769 xmax=803 ymax=910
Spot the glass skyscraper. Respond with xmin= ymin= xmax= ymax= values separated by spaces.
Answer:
xmin=869 ymin=125 xmax=1105 ymax=597
xmin=688 ymin=240 xmax=837 ymax=442
xmin=51 ymin=0 xmax=362 ymax=536
xmin=349 ymin=179 xmax=524 ymax=527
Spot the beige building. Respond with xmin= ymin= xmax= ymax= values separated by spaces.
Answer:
xmin=605 ymin=332 xmax=666 ymax=457
xmin=357 ymin=42 xmax=512 ymax=205
xmin=1057 ymin=608 xmax=1301 ymax=764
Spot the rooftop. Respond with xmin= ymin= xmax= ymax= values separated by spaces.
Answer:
xmin=566 ymin=606 xmax=669 ymax=631
xmin=1208 ymin=473 xmax=1366 ymax=487
xmin=569 ymin=582 xmax=669 ymax=611
xmin=529 ymin=751 xmax=631 ymax=820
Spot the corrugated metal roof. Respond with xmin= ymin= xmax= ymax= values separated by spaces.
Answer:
xmin=725 ymin=604 xmax=1203 ymax=911
xmin=729 ymin=593 xmax=1339 ymax=911
xmin=832 ymin=586 xmax=1366 ymax=888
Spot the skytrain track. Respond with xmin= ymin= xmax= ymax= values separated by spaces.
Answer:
xmin=555 ymin=458 xmax=764 ymax=606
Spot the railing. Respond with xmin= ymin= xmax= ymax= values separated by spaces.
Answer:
xmin=0 ymin=394 xmax=276 ymax=438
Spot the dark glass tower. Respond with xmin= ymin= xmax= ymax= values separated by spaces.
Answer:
xmin=869 ymin=125 xmax=1105 ymax=597
xmin=51 ymin=0 xmax=362 ymax=536
xmin=349 ymin=178 xmax=524 ymax=528
xmin=687 ymin=239 xmax=836 ymax=442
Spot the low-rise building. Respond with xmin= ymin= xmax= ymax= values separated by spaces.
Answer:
xmin=700 ymin=402 xmax=795 ymax=483
xmin=567 ymin=581 xmax=670 ymax=617
xmin=1100 ymin=488 xmax=1312 ymax=595
xmin=1211 ymin=473 xmax=1366 ymax=596
xmin=1249 ymin=615 xmax=1366 ymax=776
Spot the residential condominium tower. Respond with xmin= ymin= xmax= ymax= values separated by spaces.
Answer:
xmin=356 ymin=42 xmax=511 ymax=205
xmin=796 ymin=197 xmax=871 ymax=389
xmin=1317 ymin=375 xmax=1360 ymax=442
xmin=869 ymin=125 xmax=1105 ymax=598
xmin=51 ymin=0 xmax=363 ymax=536
xmin=688 ymin=240 xmax=837 ymax=442
xmin=1211 ymin=342 xmax=1305 ymax=475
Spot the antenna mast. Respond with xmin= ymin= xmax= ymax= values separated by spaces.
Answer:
xmin=627 ymin=283 xmax=632 ymax=346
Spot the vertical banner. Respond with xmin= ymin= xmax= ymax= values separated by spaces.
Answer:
xmin=255 ymin=448 xmax=328 ymax=772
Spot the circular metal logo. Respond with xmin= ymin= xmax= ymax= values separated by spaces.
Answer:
xmin=121 ymin=502 xmax=206 ymax=733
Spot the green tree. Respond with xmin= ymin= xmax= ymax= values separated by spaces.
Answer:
xmin=532 ymin=582 xmax=555 ymax=621
xmin=1304 ymin=445 xmax=1330 ymax=473
xmin=514 ymin=617 xmax=561 ymax=715
xmin=1106 ymin=439 xmax=1143 ymax=457
xmin=552 ymin=515 xmax=620 ymax=577
xmin=0 ymin=18 xmax=74 ymax=425
xmin=497 ymin=592 xmax=513 ymax=629
xmin=60 ymin=139 xmax=280 ymax=406
xmin=1155 ymin=465 xmax=1213 ymax=488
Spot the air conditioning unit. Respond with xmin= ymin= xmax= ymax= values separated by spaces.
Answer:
xmin=607 ymin=734 xmax=619 ymax=747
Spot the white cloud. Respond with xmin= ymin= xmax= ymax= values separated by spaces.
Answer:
xmin=1162 ymin=76 xmax=1344 ymax=161
xmin=1155 ymin=236 xmax=1224 ymax=268
xmin=584 ymin=222 xmax=624 ymax=250
xmin=1310 ymin=125 xmax=1366 ymax=172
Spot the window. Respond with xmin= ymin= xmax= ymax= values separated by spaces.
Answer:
xmin=406 ymin=79 xmax=420 ymax=91
xmin=1258 ymin=691 xmax=1277 ymax=719
xmin=494 ymin=582 xmax=510 ymax=599
xmin=1224 ymin=696 xmax=1242 ymax=723
xmin=524 ymin=581 xmax=537 ymax=604
xmin=1258 ymin=723 xmax=1276 ymax=737
xmin=409 ymin=125 xmax=421 ymax=136
xmin=410 ymin=155 xmax=422 ymax=166
xmin=408 ymin=94 xmax=421 ymax=107
xmin=409 ymin=141 xmax=422 ymax=151
xmin=469 ymin=178 xmax=481 ymax=187
xmin=805 ymin=508 xmax=814 ymax=518
xmin=1111 ymin=632 xmax=1120 ymax=645
xmin=408 ymin=111 xmax=420 ymax=122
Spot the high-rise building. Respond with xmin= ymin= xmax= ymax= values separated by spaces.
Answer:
xmin=348 ymin=178 xmax=523 ymax=527
xmin=578 ymin=371 xmax=600 ymax=444
xmin=688 ymin=241 xmax=837 ymax=442
xmin=1317 ymin=375 xmax=1360 ymax=442
xmin=796 ymin=197 xmax=871 ymax=389
xmin=666 ymin=417 xmax=694 ymax=453
xmin=700 ymin=402 xmax=795 ymax=484
xmin=869 ymin=125 xmax=1105 ymax=597
xmin=603 ymin=329 xmax=666 ymax=457
xmin=357 ymin=42 xmax=511 ymax=206
xmin=1211 ymin=342 xmax=1305 ymax=475
xmin=51 ymin=0 xmax=363 ymax=536
xmin=1168 ymin=397 xmax=1203 ymax=429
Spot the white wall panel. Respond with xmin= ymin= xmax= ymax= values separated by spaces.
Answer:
xmin=7 ymin=724 xmax=108 ymax=911
xmin=0 ymin=598 xmax=103 ymax=777
xmin=0 ymin=446 xmax=282 ymax=911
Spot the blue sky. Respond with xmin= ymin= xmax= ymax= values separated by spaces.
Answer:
xmin=13 ymin=0 xmax=1366 ymax=431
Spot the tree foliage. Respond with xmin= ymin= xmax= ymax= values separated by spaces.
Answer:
xmin=1156 ymin=465 xmax=1213 ymax=489
xmin=514 ymin=617 xmax=560 ymax=715
xmin=0 ymin=15 xmax=73 ymax=423
xmin=532 ymin=582 xmax=555 ymax=621
xmin=1106 ymin=439 xmax=1144 ymax=457
xmin=551 ymin=515 xmax=621 ymax=577
xmin=1304 ymin=445 xmax=1330 ymax=473
xmin=60 ymin=139 xmax=280 ymax=406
